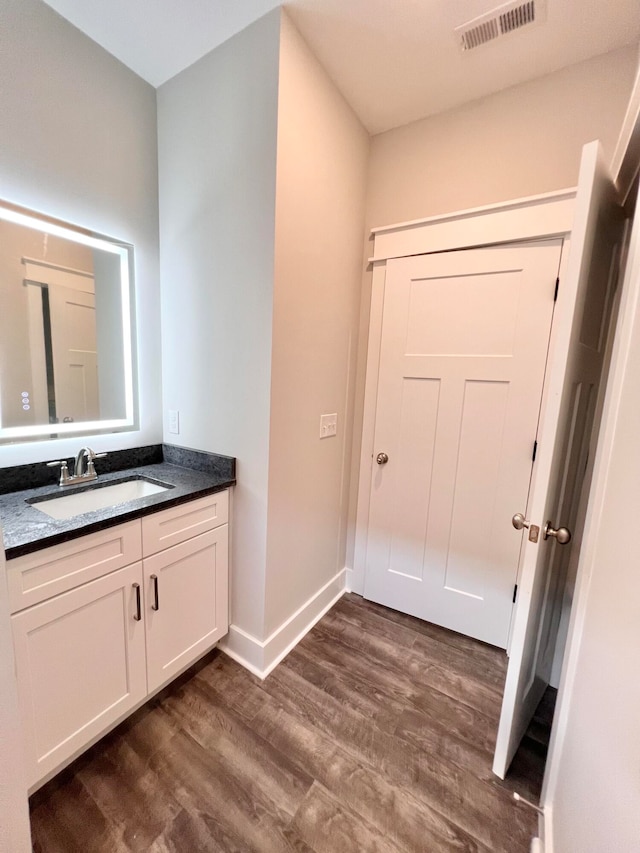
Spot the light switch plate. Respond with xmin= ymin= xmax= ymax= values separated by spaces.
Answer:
xmin=168 ymin=410 xmax=180 ymax=435
xmin=320 ymin=413 xmax=337 ymax=439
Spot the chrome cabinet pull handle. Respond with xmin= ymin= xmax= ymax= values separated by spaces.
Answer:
xmin=376 ymin=452 xmax=389 ymax=465
xmin=151 ymin=574 xmax=159 ymax=611
xmin=133 ymin=583 xmax=141 ymax=621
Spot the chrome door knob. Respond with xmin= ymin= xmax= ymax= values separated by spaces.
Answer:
xmin=512 ymin=512 xmax=540 ymax=543
xmin=543 ymin=522 xmax=572 ymax=544
xmin=376 ymin=452 xmax=389 ymax=465
xmin=512 ymin=512 xmax=530 ymax=531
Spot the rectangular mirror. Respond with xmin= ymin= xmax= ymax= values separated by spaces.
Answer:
xmin=0 ymin=201 xmax=137 ymax=443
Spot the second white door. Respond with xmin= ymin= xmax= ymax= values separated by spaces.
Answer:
xmin=363 ymin=240 xmax=563 ymax=647
xmin=48 ymin=283 xmax=99 ymax=423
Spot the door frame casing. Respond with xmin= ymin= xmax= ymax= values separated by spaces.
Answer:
xmin=352 ymin=188 xmax=578 ymax=628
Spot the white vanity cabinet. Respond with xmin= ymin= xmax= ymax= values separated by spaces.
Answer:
xmin=7 ymin=490 xmax=229 ymax=790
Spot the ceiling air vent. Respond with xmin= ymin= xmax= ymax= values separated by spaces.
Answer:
xmin=456 ymin=0 xmax=547 ymax=52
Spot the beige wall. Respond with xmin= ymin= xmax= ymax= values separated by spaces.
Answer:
xmin=366 ymin=45 xmax=638 ymax=228
xmin=347 ymin=45 xmax=639 ymax=576
xmin=265 ymin=13 xmax=369 ymax=636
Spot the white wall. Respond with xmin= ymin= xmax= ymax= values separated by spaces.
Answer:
xmin=542 ymin=175 xmax=640 ymax=853
xmin=347 ymin=45 xmax=639 ymax=577
xmin=157 ymin=11 xmax=281 ymax=640
xmin=0 ymin=0 xmax=161 ymax=465
xmin=265 ymin=14 xmax=369 ymax=637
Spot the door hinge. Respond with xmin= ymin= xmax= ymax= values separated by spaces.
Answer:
xmin=513 ymin=584 xmax=518 ymax=604
xmin=532 ymin=440 xmax=538 ymax=462
xmin=554 ymin=277 xmax=560 ymax=301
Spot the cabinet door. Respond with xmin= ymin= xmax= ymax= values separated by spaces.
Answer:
xmin=144 ymin=525 xmax=228 ymax=693
xmin=12 ymin=562 xmax=147 ymax=789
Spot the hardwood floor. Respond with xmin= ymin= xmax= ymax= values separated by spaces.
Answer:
xmin=30 ymin=593 xmax=547 ymax=852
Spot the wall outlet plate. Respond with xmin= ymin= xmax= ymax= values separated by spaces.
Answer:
xmin=320 ymin=413 xmax=337 ymax=439
xmin=168 ymin=410 xmax=180 ymax=435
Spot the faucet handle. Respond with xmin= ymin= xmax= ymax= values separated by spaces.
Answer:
xmin=46 ymin=460 xmax=65 ymax=467
xmin=46 ymin=460 xmax=70 ymax=485
xmin=84 ymin=448 xmax=107 ymax=461
xmin=86 ymin=451 xmax=107 ymax=476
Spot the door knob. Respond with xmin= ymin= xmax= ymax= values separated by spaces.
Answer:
xmin=512 ymin=512 xmax=530 ymax=531
xmin=376 ymin=452 xmax=389 ymax=465
xmin=512 ymin=513 xmax=540 ymax=542
xmin=543 ymin=522 xmax=572 ymax=544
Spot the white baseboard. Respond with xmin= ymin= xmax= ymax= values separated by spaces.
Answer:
xmin=219 ymin=567 xmax=347 ymax=679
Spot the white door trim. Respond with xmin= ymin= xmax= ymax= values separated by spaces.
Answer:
xmin=22 ymin=258 xmax=95 ymax=293
xmin=611 ymin=46 xmax=640 ymax=205
xmin=369 ymin=187 xmax=576 ymax=262
xmin=353 ymin=190 xmax=577 ymax=599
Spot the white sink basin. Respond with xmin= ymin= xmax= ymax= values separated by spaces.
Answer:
xmin=30 ymin=478 xmax=171 ymax=520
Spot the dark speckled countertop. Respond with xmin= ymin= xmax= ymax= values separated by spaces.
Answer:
xmin=0 ymin=445 xmax=235 ymax=560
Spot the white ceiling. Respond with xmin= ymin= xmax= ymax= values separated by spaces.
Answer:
xmin=41 ymin=0 xmax=640 ymax=134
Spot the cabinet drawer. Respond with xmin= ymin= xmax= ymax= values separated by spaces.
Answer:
xmin=7 ymin=522 xmax=142 ymax=614
xmin=141 ymin=491 xmax=228 ymax=556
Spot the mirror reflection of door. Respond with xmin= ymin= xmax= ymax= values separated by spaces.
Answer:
xmin=23 ymin=260 xmax=100 ymax=426
xmin=47 ymin=283 xmax=99 ymax=423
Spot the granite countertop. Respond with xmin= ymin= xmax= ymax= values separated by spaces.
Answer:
xmin=0 ymin=445 xmax=235 ymax=560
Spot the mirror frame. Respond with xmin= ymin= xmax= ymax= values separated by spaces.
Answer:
xmin=0 ymin=201 xmax=137 ymax=442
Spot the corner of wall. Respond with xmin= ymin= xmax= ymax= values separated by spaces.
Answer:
xmin=263 ymin=9 xmax=369 ymax=644
xmin=220 ymin=567 xmax=347 ymax=678
xmin=157 ymin=11 xmax=283 ymax=645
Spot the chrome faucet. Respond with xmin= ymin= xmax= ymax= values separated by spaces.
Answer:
xmin=74 ymin=447 xmax=91 ymax=478
xmin=47 ymin=447 xmax=108 ymax=487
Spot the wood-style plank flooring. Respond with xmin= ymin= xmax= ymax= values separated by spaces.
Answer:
xmin=30 ymin=593 xmax=550 ymax=853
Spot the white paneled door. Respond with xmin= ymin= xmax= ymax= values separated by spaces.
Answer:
xmin=363 ymin=240 xmax=563 ymax=648
xmin=493 ymin=143 xmax=625 ymax=778
xmin=48 ymin=284 xmax=99 ymax=423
